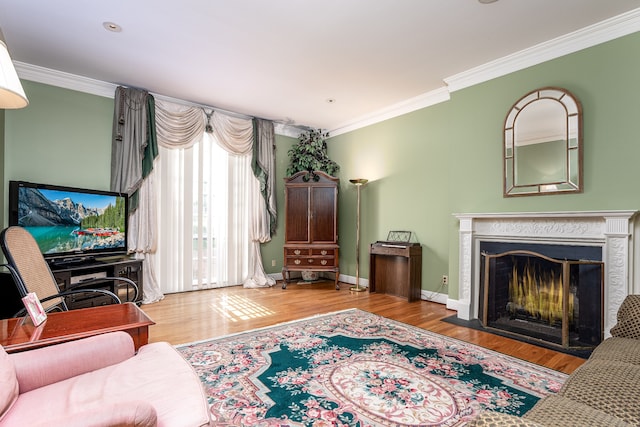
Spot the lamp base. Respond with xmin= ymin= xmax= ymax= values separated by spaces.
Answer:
xmin=349 ymin=285 xmax=366 ymax=292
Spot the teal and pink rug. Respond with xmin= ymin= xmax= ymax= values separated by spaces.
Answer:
xmin=177 ymin=309 xmax=566 ymax=426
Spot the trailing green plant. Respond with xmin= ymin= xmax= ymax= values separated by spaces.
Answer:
xmin=286 ymin=129 xmax=340 ymax=180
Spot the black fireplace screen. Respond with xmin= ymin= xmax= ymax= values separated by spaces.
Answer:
xmin=480 ymin=248 xmax=603 ymax=349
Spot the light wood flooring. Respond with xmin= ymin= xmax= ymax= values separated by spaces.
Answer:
xmin=141 ymin=280 xmax=586 ymax=375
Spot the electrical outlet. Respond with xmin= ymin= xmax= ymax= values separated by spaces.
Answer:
xmin=442 ymin=275 xmax=448 ymax=286
xmin=271 ymin=259 xmax=276 ymax=267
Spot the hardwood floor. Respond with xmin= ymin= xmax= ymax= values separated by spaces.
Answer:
xmin=141 ymin=280 xmax=586 ymax=375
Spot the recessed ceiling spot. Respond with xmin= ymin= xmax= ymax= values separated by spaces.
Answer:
xmin=103 ymin=22 xmax=122 ymax=32
xmin=478 ymin=0 xmax=498 ymax=3
xmin=326 ymin=98 xmax=336 ymax=104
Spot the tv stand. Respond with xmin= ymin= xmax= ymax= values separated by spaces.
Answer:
xmin=49 ymin=255 xmax=96 ymax=268
xmin=50 ymin=256 xmax=143 ymax=309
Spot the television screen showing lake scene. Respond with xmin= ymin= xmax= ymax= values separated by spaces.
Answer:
xmin=16 ymin=186 xmax=127 ymax=256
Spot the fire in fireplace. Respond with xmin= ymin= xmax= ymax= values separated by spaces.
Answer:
xmin=479 ymin=242 xmax=603 ymax=350
xmin=507 ymin=258 xmax=572 ymax=327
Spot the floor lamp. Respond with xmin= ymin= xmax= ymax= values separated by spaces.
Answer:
xmin=349 ymin=179 xmax=368 ymax=292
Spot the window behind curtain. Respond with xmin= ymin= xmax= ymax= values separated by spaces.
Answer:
xmin=156 ymin=132 xmax=251 ymax=293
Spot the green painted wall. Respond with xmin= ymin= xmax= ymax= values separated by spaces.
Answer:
xmin=3 ymin=81 xmax=114 ymax=193
xmin=4 ymin=32 xmax=640 ymax=302
xmin=326 ymin=32 xmax=640 ymax=299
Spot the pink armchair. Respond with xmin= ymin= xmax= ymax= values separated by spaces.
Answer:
xmin=0 ymin=332 xmax=210 ymax=427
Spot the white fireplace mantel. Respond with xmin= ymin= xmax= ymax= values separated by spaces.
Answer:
xmin=451 ymin=210 xmax=638 ymax=337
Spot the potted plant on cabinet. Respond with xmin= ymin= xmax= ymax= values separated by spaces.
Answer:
xmin=284 ymin=128 xmax=340 ymax=286
xmin=286 ymin=128 xmax=340 ymax=180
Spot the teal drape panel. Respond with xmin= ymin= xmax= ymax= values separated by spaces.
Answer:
xmin=130 ymin=94 xmax=159 ymax=211
xmin=252 ymin=118 xmax=277 ymax=236
xmin=142 ymin=95 xmax=158 ymax=179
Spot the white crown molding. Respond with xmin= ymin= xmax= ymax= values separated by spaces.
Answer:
xmin=274 ymin=123 xmax=304 ymax=138
xmin=16 ymin=61 xmax=117 ymax=98
xmin=329 ymin=87 xmax=450 ymax=137
xmin=444 ymin=8 xmax=640 ymax=92
xmin=335 ymin=7 xmax=640 ymax=136
xmin=15 ymin=62 xmax=303 ymax=137
xmin=14 ymin=7 xmax=640 ymax=137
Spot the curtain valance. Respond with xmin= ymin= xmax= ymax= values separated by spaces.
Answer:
xmin=155 ymin=100 xmax=205 ymax=149
xmin=210 ymin=112 xmax=253 ymax=155
xmin=155 ymin=99 xmax=253 ymax=156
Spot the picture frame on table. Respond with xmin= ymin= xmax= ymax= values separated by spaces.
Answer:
xmin=21 ymin=292 xmax=47 ymax=326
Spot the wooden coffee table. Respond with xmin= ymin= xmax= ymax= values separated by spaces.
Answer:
xmin=0 ymin=302 xmax=155 ymax=353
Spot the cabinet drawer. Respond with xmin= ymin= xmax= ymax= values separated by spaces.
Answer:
xmin=285 ymin=252 xmax=337 ymax=267
xmin=285 ymin=248 xmax=311 ymax=256
xmin=312 ymin=257 xmax=336 ymax=267
xmin=285 ymin=257 xmax=337 ymax=268
xmin=311 ymin=248 xmax=335 ymax=257
xmin=284 ymin=248 xmax=335 ymax=257
xmin=284 ymin=245 xmax=338 ymax=269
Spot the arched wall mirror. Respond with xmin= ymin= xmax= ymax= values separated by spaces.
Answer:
xmin=504 ymin=87 xmax=583 ymax=197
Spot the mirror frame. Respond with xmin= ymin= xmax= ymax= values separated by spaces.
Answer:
xmin=503 ymin=87 xmax=583 ymax=197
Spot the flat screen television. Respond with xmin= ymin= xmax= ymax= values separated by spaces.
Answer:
xmin=8 ymin=181 xmax=129 ymax=265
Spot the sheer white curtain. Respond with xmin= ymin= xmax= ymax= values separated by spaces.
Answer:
xmin=153 ymin=100 xmax=272 ymax=293
xmin=128 ymin=168 xmax=164 ymax=303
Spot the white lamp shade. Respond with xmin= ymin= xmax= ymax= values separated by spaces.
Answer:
xmin=0 ymin=32 xmax=28 ymax=109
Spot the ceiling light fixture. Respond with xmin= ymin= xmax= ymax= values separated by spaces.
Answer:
xmin=326 ymin=98 xmax=336 ymax=104
xmin=0 ymin=28 xmax=28 ymax=109
xmin=478 ymin=0 xmax=498 ymax=3
xmin=103 ymin=22 xmax=122 ymax=32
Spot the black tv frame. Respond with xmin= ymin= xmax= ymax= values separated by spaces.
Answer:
xmin=8 ymin=180 xmax=129 ymax=266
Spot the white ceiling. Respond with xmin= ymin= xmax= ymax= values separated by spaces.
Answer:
xmin=2 ymin=1 xmax=640 ymax=135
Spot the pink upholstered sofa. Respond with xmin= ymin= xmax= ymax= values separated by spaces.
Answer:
xmin=0 ymin=331 xmax=211 ymax=427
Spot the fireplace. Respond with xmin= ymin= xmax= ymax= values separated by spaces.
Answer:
xmin=452 ymin=211 xmax=638 ymax=340
xmin=479 ymin=242 xmax=603 ymax=349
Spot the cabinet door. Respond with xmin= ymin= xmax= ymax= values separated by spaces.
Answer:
xmin=285 ymin=186 xmax=310 ymax=243
xmin=311 ymin=186 xmax=337 ymax=243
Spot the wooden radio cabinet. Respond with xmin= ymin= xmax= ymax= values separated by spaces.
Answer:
xmin=369 ymin=242 xmax=422 ymax=302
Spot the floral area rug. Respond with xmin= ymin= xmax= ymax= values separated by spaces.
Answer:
xmin=177 ymin=309 xmax=566 ymax=426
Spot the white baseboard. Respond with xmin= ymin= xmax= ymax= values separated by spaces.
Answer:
xmin=421 ymin=291 xmax=448 ymax=304
xmin=338 ymin=273 xmax=369 ymax=287
xmin=445 ymin=298 xmax=469 ymax=319
xmin=272 ymin=272 xmax=456 ymax=311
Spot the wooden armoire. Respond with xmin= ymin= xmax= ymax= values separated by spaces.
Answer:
xmin=282 ymin=171 xmax=339 ymax=289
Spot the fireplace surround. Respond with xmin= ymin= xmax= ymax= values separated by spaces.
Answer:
xmin=452 ymin=211 xmax=638 ymax=339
